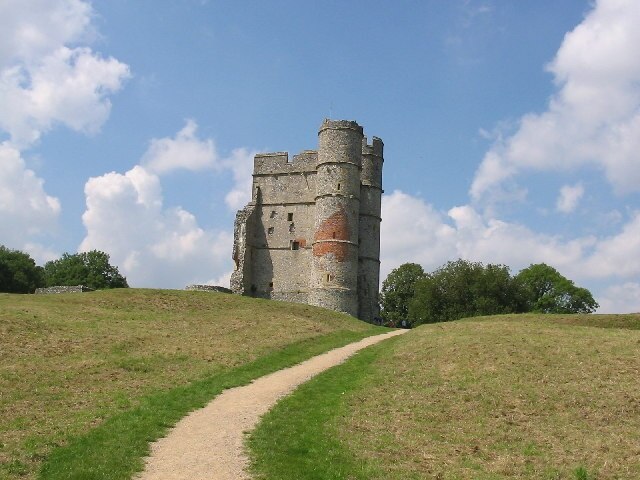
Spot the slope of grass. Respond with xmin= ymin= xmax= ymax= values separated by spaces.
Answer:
xmin=249 ymin=314 xmax=640 ymax=479
xmin=0 ymin=288 xmax=382 ymax=479
xmin=248 ymin=336 xmax=400 ymax=480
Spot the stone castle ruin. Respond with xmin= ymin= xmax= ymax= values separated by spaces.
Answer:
xmin=231 ymin=119 xmax=383 ymax=321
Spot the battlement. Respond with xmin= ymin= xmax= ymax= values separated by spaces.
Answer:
xmin=253 ymin=150 xmax=318 ymax=175
xmin=362 ymin=136 xmax=384 ymax=157
xmin=318 ymin=119 xmax=364 ymax=135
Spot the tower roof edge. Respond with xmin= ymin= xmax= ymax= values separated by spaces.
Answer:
xmin=318 ymin=119 xmax=363 ymax=135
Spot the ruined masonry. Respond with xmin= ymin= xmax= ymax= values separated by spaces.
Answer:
xmin=231 ymin=119 xmax=383 ymax=321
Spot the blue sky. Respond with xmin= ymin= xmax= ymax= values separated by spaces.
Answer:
xmin=2 ymin=0 xmax=639 ymax=312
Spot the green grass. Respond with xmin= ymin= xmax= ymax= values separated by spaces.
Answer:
xmin=248 ymin=314 xmax=640 ymax=479
xmin=0 ymin=288 xmax=383 ymax=480
xmin=247 ymin=336 xmax=401 ymax=480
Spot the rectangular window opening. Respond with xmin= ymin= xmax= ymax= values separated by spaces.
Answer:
xmin=267 ymin=226 xmax=274 ymax=235
xmin=291 ymin=240 xmax=300 ymax=250
xmin=287 ymin=212 xmax=294 ymax=221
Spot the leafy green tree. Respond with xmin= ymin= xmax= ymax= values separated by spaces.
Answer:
xmin=44 ymin=250 xmax=128 ymax=290
xmin=0 ymin=245 xmax=45 ymax=293
xmin=408 ymin=259 xmax=527 ymax=325
xmin=515 ymin=263 xmax=598 ymax=314
xmin=380 ymin=263 xmax=426 ymax=323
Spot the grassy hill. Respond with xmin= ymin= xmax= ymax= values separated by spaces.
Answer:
xmin=0 ymin=288 xmax=382 ymax=480
xmin=249 ymin=313 xmax=640 ymax=480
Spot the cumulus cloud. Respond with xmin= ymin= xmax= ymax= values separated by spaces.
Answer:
xmin=80 ymin=121 xmax=258 ymax=288
xmin=380 ymin=190 xmax=456 ymax=279
xmin=471 ymin=0 xmax=640 ymax=203
xmin=0 ymin=46 xmax=130 ymax=147
xmin=556 ymin=183 xmax=584 ymax=213
xmin=22 ymin=242 xmax=60 ymax=265
xmin=140 ymin=119 xmax=257 ymax=211
xmin=220 ymin=147 xmax=255 ymax=211
xmin=81 ymin=165 xmax=234 ymax=288
xmin=0 ymin=0 xmax=93 ymax=67
xmin=447 ymin=205 xmax=594 ymax=277
xmin=142 ymin=119 xmax=216 ymax=174
xmin=0 ymin=142 xmax=61 ymax=247
xmin=581 ymin=211 xmax=640 ymax=279
xmin=597 ymin=282 xmax=640 ymax=313
xmin=381 ymin=190 xmax=640 ymax=312
xmin=381 ymin=190 xmax=593 ymax=281
xmin=0 ymin=1 xmax=130 ymax=147
xmin=0 ymin=0 xmax=129 ymax=253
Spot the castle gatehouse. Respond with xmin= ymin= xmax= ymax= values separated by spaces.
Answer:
xmin=231 ymin=119 xmax=383 ymax=321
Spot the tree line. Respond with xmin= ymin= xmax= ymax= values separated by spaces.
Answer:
xmin=0 ymin=246 xmax=128 ymax=293
xmin=380 ymin=260 xmax=598 ymax=326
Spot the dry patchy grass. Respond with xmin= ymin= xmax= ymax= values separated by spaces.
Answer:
xmin=341 ymin=315 xmax=640 ymax=479
xmin=0 ymin=288 xmax=374 ymax=479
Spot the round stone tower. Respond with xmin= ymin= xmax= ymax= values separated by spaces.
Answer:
xmin=358 ymin=136 xmax=384 ymax=320
xmin=308 ymin=119 xmax=363 ymax=317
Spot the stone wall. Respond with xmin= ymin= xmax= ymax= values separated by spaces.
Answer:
xmin=230 ymin=204 xmax=256 ymax=294
xmin=35 ymin=285 xmax=94 ymax=294
xmin=185 ymin=285 xmax=232 ymax=294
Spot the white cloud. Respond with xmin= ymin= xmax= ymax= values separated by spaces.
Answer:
xmin=207 ymin=270 xmax=233 ymax=288
xmin=0 ymin=0 xmax=93 ymax=67
xmin=581 ymin=211 xmax=640 ymax=279
xmin=0 ymin=142 xmax=60 ymax=247
xmin=81 ymin=165 xmax=234 ymax=288
xmin=471 ymin=0 xmax=640 ymax=203
xmin=0 ymin=1 xmax=130 ymax=147
xmin=0 ymin=46 xmax=130 ymax=147
xmin=220 ymin=147 xmax=255 ymax=211
xmin=380 ymin=190 xmax=456 ymax=280
xmin=79 ymin=121 xmax=258 ymax=288
xmin=380 ymin=190 xmax=593 ymax=281
xmin=556 ymin=183 xmax=584 ymax=213
xmin=142 ymin=119 xmax=216 ymax=174
xmin=598 ymin=282 xmax=640 ymax=313
xmin=0 ymin=0 xmax=129 ymax=254
xmin=381 ymin=190 xmax=640 ymax=313
xmin=447 ymin=205 xmax=593 ymax=276
xmin=22 ymin=242 xmax=60 ymax=265
xmin=140 ymin=119 xmax=257 ymax=211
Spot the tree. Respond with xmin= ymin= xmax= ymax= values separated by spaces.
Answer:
xmin=0 ymin=246 xmax=45 ymax=293
xmin=515 ymin=263 xmax=598 ymax=314
xmin=408 ymin=259 xmax=527 ymax=325
xmin=44 ymin=250 xmax=128 ymax=290
xmin=380 ymin=263 xmax=426 ymax=323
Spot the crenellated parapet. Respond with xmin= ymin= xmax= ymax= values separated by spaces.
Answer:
xmin=253 ymin=151 xmax=318 ymax=175
xmin=362 ymin=136 xmax=384 ymax=157
xmin=361 ymin=136 xmax=384 ymax=190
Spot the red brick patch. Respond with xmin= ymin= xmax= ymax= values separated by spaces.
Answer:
xmin=313 ymin=205 xmax=350 ymax=261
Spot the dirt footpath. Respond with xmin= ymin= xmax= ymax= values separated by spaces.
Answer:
xmin=137 ymin=329 xmax=408 ymax=480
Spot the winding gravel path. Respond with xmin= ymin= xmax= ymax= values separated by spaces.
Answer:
xmin=136 ymin=329 xmax=408 ymax=480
